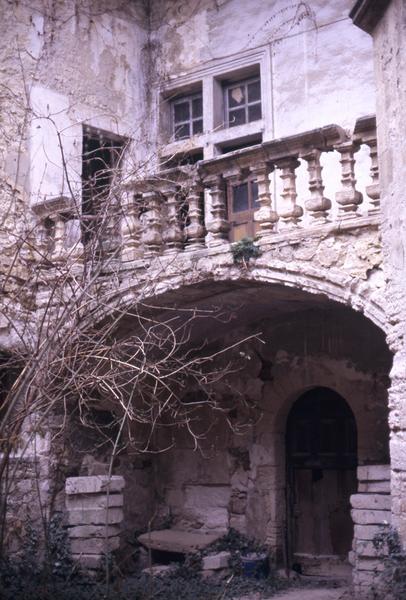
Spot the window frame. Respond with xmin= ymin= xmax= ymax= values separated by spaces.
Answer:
xmin=224 ymin=76 xmax=262 ymax=128
xmin=171 ymin=92 xmax=203 ymax=141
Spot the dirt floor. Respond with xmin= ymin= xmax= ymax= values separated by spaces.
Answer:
xmin=239 ymin=585 xmax=350 ymax=600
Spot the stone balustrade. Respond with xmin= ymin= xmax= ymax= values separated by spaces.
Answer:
xmin=34 ymin=116 xmax=379 ymax=268
xmin=118 ymin=116 xmax=379 ymax=262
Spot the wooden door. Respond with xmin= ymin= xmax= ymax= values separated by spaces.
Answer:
xmin=286 ymin=388 xmax=357 ymax=565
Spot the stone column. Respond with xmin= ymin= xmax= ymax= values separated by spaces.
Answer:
xmin=65 ymin=475 xmax=125 ymax=571
xmin=185 ymin=183 xmax=206 ymax=250
xmin=204 ymin=175 xmax=229 ymax=246
xmin=275 ymin=157 xmax=303 ymax=228
xmin=335 ymin=142 xmax=363 ymax=217
xmin=302 ymin=149 xmax=331 ymax=223
xmin=251 ymin=162 xmax=278 ymax=239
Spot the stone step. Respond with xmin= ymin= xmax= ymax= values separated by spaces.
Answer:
xmin=137 ymin=529 xmax=223 ymax=554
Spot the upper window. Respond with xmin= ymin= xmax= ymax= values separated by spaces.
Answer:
xmin=225 ymin=77 xmax=262 ymax=127
xmin=172 ymin=93 xmax=203 ymax=140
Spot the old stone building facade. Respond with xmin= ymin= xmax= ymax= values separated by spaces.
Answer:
xmin=0 ymin=0 xmax=405 ymax=597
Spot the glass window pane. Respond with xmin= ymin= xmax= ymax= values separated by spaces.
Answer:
xmin=192 ymin=96 xmax=203 ymax=118
xmin=228 ymin=85 xmax=245 ymax=108
xmin=251 ymin=180 xmax=259 ymax=207
xmin=232 ymin=183 xmax=249 ymax=212
xmin=192 ymin=119 xmax=203 ymax=135
xmin=248 ymin=103 xmax=262 ymax=122
xmin=229 ymin=108 xmax=246 ymax=127
xmin=174 ymin=123 xmax=190 ymax=140
xmin=174 ymin=101 xmax=190 ymax=123
xmin=247 ymin=80 xmax=261 ymax=102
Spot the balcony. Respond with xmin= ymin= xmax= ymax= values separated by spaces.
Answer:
xmin=119 ymin=116 xmax=379 ymax=264
xmin=35 ymin=115 xmax=381 ymax=317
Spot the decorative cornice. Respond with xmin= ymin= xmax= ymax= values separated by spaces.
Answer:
xmin=349 ymin=0 xmax=391 ymax=34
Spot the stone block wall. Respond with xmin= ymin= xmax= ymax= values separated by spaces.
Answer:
xmin=351 ymin=465 xmax=391 ymax=598
xmin=65 ymin=476 xmax=125 ymax=570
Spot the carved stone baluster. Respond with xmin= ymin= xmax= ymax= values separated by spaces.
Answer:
xmin=204 ymin=175 xmax=229 ymax=246
xmin=162 ymin=186 xmax=184 ymax=254
xmin=121 ymin=192 xmax=141 ymax=262
xmin=301 ymin=149 xmax=331 ymax=223
xmin=65 ymin=217 xmax=84 ymax=261
xmin=251 ymin=162 xmax=278 ymax=239
xmin=142 ymin=190 xmax=162 ymax=257
xmin=276 ymin=157 xmax=303 ymax=228
xmin=185 ymin=183 xmax=206 ymax=250
xmin=365 ymin=136 xmax=380 ymax=214
xmin=53 ymin=214 xmax=66 ymax=259
xmin=335 ymin=142 xmax=363 ymax=217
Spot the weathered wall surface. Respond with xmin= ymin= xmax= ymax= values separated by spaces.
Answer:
xmin=372 ymin=0 xmax=406 ymax=547
xmin=150 ymin=0 xmax=375 ymax=137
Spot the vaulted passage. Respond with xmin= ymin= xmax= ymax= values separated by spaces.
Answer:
xmin=286 ymin=388 xmax=357 ymax=573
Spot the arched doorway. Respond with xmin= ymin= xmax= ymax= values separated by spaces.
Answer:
xmin=286 ymin=387 xmax=357 ymax=574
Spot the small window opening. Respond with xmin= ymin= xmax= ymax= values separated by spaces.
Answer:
xmin=82 ymin=125 xmax=125 ymax=242
xmin=172 ymin=93 xmax=203 ymax=140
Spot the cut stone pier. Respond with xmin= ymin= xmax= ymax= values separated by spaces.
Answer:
xmin=65 ymin=475 xmax=125 ymax=571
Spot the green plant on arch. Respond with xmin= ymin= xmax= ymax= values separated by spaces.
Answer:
xmin=231 ymin=237 xmax=261 ymax=266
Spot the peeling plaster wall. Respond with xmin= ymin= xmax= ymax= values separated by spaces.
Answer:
xmin=153 ymin=307 xmax=391 ymax=558
xmin=0 ymin=0 xmax=148 ymax=209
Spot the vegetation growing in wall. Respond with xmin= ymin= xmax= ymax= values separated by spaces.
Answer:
xmin=373 ymin=527 xmax=406 ymax=600
xmin=231 ymin=237 xmax=261 ymax=266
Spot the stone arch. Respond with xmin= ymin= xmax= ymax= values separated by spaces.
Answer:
xmin=92 ymin=260 xmax=388 ymax=336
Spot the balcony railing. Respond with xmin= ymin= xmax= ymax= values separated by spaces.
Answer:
xmin=35 ymin=116 xmax=380 ymax=267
